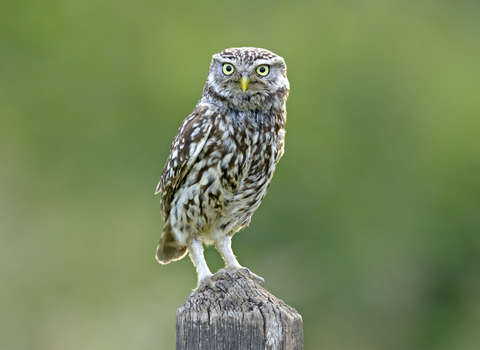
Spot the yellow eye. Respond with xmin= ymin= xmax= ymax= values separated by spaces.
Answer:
xmin=256 ymin=65 xmax=269 ymax=76
xmin=222 ymin=63 xmax=235 ymax=75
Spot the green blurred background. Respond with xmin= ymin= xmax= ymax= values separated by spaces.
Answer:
xmin=1 ymin=0 xmax=479 ymax=349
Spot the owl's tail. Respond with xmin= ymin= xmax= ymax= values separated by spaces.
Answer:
xmin=156 ymin=222 xmax=188 ymax=264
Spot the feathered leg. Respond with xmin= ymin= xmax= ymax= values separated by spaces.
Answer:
xmin=187 ymin=238 xmax=226 ymax=295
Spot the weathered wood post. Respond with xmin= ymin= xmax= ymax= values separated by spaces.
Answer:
xmin=176 ymin=272 xmax=303 ymax=350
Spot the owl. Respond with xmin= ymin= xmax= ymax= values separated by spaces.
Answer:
xmin=155 ymin=47 xmax=289 ymax=294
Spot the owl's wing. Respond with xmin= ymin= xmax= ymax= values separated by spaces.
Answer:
xmin=155 ymin=107 xmax=213 ymax=220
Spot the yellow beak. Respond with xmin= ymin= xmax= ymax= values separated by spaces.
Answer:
xmin=238 ymin=74 xmax=251 ymax=92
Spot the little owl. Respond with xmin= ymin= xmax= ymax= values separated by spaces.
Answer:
xmin=155 ymin=47 xmax=289 ymax=294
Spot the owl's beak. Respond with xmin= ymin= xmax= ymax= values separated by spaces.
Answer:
xmin=238 ymin=74 xmax=251 ymax=92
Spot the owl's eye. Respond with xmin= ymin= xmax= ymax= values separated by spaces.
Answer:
xmin=222 ymin=63 xmax=235 ymax=75
xmin=256 ymin=65 xmax=269 ymax=76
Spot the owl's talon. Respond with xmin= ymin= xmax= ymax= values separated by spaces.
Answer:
xmin=252 ymin=275 xmax=265 ymax=286
xmin=216 ymin=283 xmax=227 ymax=293
xmin=221 ymin=270 xmax=234 ymax=280
xmin=240 ymin=267 xmax=251 ymax=278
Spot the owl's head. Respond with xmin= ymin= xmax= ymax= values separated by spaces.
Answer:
xmin=202 ymin=47 xmax=289 ymax=112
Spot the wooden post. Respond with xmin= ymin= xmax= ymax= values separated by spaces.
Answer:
xmin=176 ymin=272 xmax=303 ymax=350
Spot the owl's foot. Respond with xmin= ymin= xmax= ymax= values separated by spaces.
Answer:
xmin=189 ymin=268 xmax=264 ymax=298
xmin=219 ymin=266 xmax=265 ymax=286
xmin=189 ymin=275 xmax=227 ymax=299
xmin=212 ymin=269 xmax=234 ymax=281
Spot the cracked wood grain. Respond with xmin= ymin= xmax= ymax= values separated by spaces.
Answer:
xmin=176 ymin=272 xmax=303 ymax=350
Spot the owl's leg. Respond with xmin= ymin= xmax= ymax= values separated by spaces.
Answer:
xmin=213 ymin=235 xmax=265 ymax=286
xmin=187 ymin=238 xmax=226 ymax=295
xmin=215 ymin=234 xmax=242 ymax=269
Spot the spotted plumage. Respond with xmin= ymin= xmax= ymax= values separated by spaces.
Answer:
xmin=155 ymin=47 xmax=289 ymax=294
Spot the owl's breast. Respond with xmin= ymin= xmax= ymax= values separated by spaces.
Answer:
xmin=213 ymin=116 xmax=284 ymax=232
xmin=168 ymin=109 xmax=284 ymax=238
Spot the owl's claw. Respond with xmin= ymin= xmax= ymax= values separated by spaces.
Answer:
xmin=216 ymin=283 xmax=227 ymax=293
xmin=241 ymin=267 xmax=251 ymax=278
